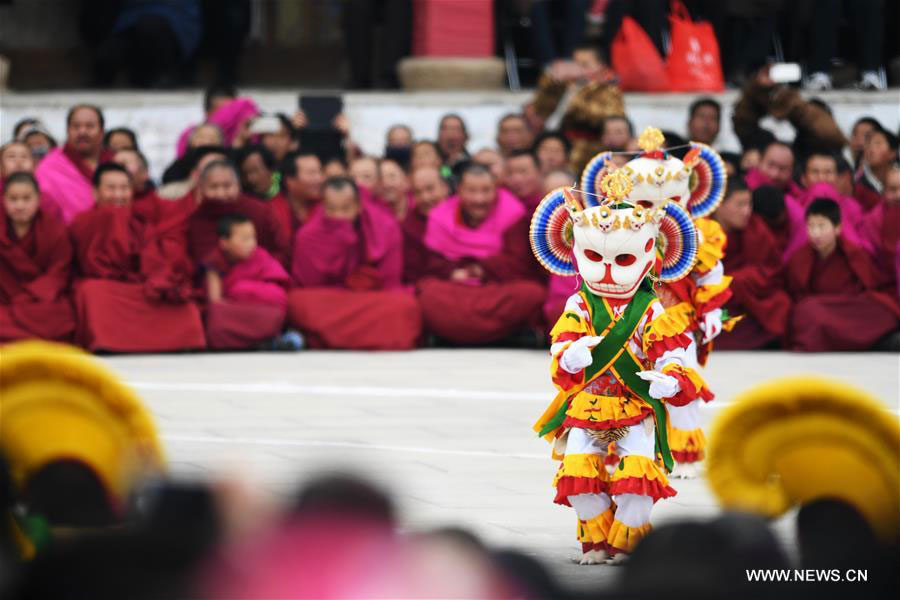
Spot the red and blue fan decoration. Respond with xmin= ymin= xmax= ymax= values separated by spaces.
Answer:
xmin=684 ymin=142 xmax=727 ymax=219
xmin=530 ymin=188 xmax=576 ymax=276
xmin=657 ymin=201 xmax=699 ymax=282
xmin=579 ymin=151 xmax=614 ymax=207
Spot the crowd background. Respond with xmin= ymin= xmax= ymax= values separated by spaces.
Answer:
xmin=2 ymin=55 xmax=898 ymax=352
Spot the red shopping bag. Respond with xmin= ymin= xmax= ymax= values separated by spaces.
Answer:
xmin=666 ymin=0 xmax=724 ymax=92
xmin=611 ymin=16 xmax=669 ymax=92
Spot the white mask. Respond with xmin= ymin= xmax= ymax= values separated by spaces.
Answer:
xmin=572 ymin=204 xmax=660 ymax=298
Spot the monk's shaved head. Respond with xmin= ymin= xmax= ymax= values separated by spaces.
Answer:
xmin=199 ymin=160 xmax=241 ymax=203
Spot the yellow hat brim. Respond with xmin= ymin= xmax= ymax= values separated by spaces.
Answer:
xmin=0 ymin=341 xmax=166 ymax=505
xmin=706 ymin=377 xmax=900 ymax=542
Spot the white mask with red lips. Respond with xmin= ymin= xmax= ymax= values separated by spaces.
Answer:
xmin=571 ymin=204 xmax=661 ymax=299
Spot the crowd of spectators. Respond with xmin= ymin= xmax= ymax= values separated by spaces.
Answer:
xmin=1 ymin=49 xmax=898 ymax=353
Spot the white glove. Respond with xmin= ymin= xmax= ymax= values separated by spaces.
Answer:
xmin=559 ymin=336 xmax=604 ymax=374
xmin=637 ymin=370 xmax=681 ymax=399
xmin=700 ymin=308 xmax=723 ymax=344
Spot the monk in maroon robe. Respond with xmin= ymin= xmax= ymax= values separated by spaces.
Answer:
xmin=377 ymin=158 xmax=413 ymax=221
xmin=418 ymin=163 xmax=545 ymax=345
xmin=204 ymin=214 xmax=290 ymax=350
xmin=786 ymin=198 xmax=899 ymax=351
xmin=859 ymin=165 xmax=900 ymax=297
xmin=713 ymin=179 xmax=792 ymax=350
xmin=403 ymin=166 xmax=449 ymax=284
xmin=288 ymin=177 xmax=422 ymax=350
xmin=113 ymin=148 xmax=167 ymax=224
xmin=504 ymin=150 xmax=544 ymax=212
xmin=34 ymin=104 xmax=113 ymax=224
xmin=186 ymin=160 xmax=290 ymax=269
xmin=1 ymin=140 xmax=63 ymax=222
xmin=271 ymin=151 xmax=325 ymax=259
xmin=70 ymin=163 xmax=205 ymax=352
xmin=0 ymin=172 xmax=76 ymax=342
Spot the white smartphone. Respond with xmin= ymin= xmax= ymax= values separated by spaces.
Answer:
xmin=248 ymin=115 xmax=282 ymax=135
xmin=769 ymin=63 xmax=802 ymax=84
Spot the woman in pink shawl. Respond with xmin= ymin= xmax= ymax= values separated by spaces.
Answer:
xmin=418 ymin=163 xmax=545 ymax=345
xmin=204 ymin=214 xmax=290 ymax=350
xmin=175 ymin=97 xmax=261 ymax=157
xmin=287 ymin=177 xmax=422 ymax=350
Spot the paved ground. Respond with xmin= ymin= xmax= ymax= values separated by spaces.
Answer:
xmin=99 ymin=349 xmax=899 ymax=591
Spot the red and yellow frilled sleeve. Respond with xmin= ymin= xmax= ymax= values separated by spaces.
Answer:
xmin=691 ymin=218 xmax=733 ymax=318
xmin=642 ymin=300 xmax=713 ymax=406
xmin=548 ymin=293 xmax=593 ymax=393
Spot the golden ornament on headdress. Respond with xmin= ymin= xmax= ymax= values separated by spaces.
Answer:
xmin=599 ymin=169 xmax=633 ymax=201
xmin=562 ymin=187 xmax=582 ymax=213
xmin=637 ymin=127 xmax=665 ymax=153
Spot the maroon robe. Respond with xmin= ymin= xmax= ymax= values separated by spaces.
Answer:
xmin=853 ymin=179 xmax=883 ymax=212
xmin=418 ymin=216 xmax=546 ymax=345
xmin=187 ymin=194 xmax=291 ymax=270
xmin=287 ymin=200 xmax=422 ymax=350
xmin=268 ymin=193 xmax=319 ymax=267
xmin=401 ymin=209 xmax=429 ymax=284
xmin=786 ymin=238 xmax=899 ymax=351
xmin=203 ymin=246 xmax=290 ymax=350
xmin=0 ymin=210 xmax=76 ymax=342
xmin=858 ymin=202 xmax=900 ymax=295
xmin=715 ymin=215 xmax=792 ymax=350
xmin=70 ymin=204 xmax=205 ymax=352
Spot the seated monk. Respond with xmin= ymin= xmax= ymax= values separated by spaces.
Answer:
xmin=854 ymin=127 xmax=898 ymax=212
xmin=418 ymin=163 xmax=546 ymax=345
xmin=70 ymin=163 xmax=205 ymax=352
xmin=377 ymin=158 xmax=412 ymax=220
xmin=113 ymin=148 xmax=163 ymax=223
xmin=271 ymin=151 xmax=324 ymax=259
xmin=712 ymin=179 xmax=792 ymax=350
xmin=504 ymin=149 xmax=544 ymax=212
xmin=288 ymin=177 xmax=422 ymax=350
xmin=540 ymin=170 xmax=578 ymax=328
xmin=0 ymin=172 xmax=76 ymax=342
xmin=187 ymin=160 xmax=290 ymax=269
xmin=859 ymin=164 xmax=900 ymax=300
xmin=403 ymin=166 xmax=449 ymax=284
xmin=34 ymin=104 xmax=113 ymax=224
xmin=1 ymin=141 xmax=62 ymax=221
xmin=786 ymin=198 xmax=899 ymax=351
xmin=204 ymin=214 xmax=291 ymax=350
xmin=750 ymin=185 xmax=805 ymax=260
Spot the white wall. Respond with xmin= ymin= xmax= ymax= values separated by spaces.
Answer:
xmin=2 ymin=89 xmax=898 ymax=180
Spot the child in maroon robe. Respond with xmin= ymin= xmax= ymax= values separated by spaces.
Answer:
xmin=287 ymin=177 xmax=422 ymax=350
xmin=786 ymin=198 xmax=899 ymax=351
xmin=70 ymin=163 xmax=206 ymax=352
xmin=0 ymin=172 xmax=76 ymax=342
xmin=204 ymin=214 xmax=292 ymax=350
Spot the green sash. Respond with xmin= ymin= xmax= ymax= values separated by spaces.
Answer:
xmin=539 ymin=280 xmax=674 ymax=472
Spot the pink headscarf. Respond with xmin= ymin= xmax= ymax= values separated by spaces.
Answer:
xmin=175 ymin=97 xmax=261 ymax=158
xmin=424 ymin=188 xmax=525 ymax=260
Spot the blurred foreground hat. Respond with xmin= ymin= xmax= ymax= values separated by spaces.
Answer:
xmin=706 ymin=377 xmax=899 ymax=543
xmin=0 ymin=341 xmax=165 ymax=512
